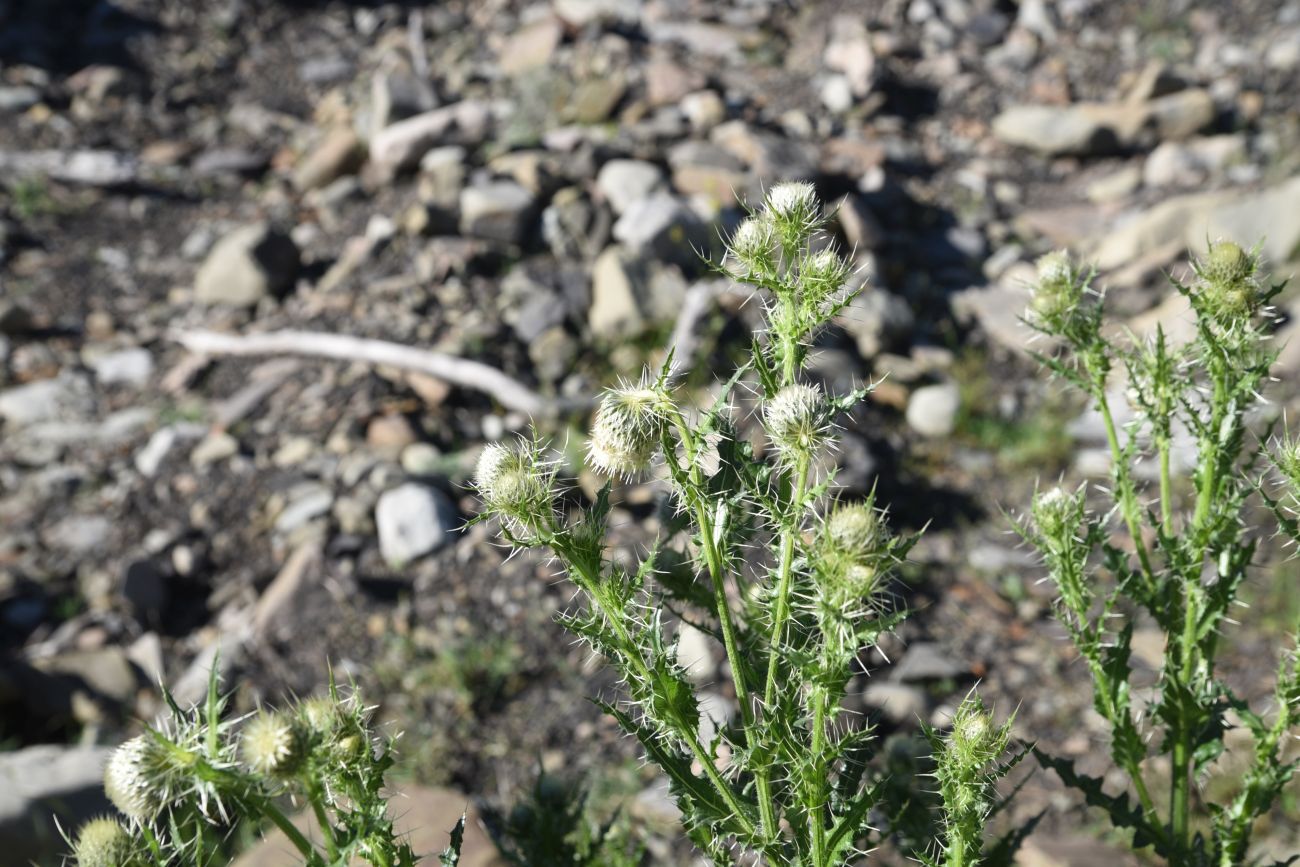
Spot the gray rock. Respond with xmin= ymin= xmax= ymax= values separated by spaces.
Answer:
xmin=191 ymin=432 xmax=240 ymax=467
xmin=839 ymin=288 xmax=914 ymax=359
xmin=0 ymin=85 xmax=40 ymax=112
xmin=696 ymin=690 xmax=734 ymax=745
xmin=293 ymin=126 xmax=364 ymax=192
xmin=46 ymin=514 xmax=113 ymax=553
xmin=891 ymin=641 xmax=966 ymax=682
xmin=861 ymin=681 xmax=928 ymax=723
xmin=824 ymin=14 xmax=875 ymax=96
xmin=680 ymin=90 xmax=726 ymax=133
xmin=0 ymin=149 xmax=139 ymax=186
xmin=905 ymin=382 xmax=961 ymax=438
xmin=596 ymin=159 xmax=667 ymax=216
xmin=0 ymin=745 xmax=114 ymax=865
xmin=122 ymin=560 xmax=169 ymax=622
xmin=553 ymin=0 xmax=641 ymax=26
xmin=275 ymin=486 xmax=335 ymax=535
xmin=88 ymin=346 xmax=153 ymax=387
xmin=135 ymin=423 xmax=205 ymax=477
xmin=194 ymin=223 xmax=299 ymax=307
xmin=1142 ymin=134 xmax=1246 ymax=188
xmin=1091 ymin=174 xmax=1300 ymax=270
xmin=992 ymin=90 xmax=1214 ymax=156
xmin=369 ymin=101 xmax=491 ymax=179
xmin=590 ymin=245 xmax=654 ymax=338
xmin=459 ymin=181 xmax=535 ymax=244
xmin=34 ymin=648 xmax=141 ymax=706
xmin=528 ymin=327 xmax=578 ymax=383
xmin=375 ymin=483 xmax=458 ymax=566
xmin=712 ymin=120 xmax=819 ymax=181
xmin=370 ymin=66 xmax=439 ymax=135
xmin=611 ymin=193 xmax=706 ymax=265
xmin=674 ymin=622 xmax=718 ymax=684
xmin=0 ymin=374 xmax=93 ymax=428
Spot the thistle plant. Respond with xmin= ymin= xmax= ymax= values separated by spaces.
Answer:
xmin=1021 ymin=242 xmax=1300 ymax=865
xmin=475 ymin=185 xmax=1014 ymax=865
xmin=70 ymin=671 xmax=420 ymax=867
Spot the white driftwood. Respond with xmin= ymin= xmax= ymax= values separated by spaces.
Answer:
xmin=171 ymin=328 xmax=562 ymax=415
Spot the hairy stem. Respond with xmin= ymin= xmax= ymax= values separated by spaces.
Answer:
xmin=763 ymin=454 xmax=811 ymax=715
xmin=259 ymin=798 xmax=320 ymax=863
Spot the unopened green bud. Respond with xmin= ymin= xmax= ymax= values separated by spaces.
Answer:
xmin=1196 ymin=240 xmax=1261 ymax=324
xmin=1275 ymin=437 xmax=1300 ymax=492
xmin=763 ymin=383 xmax=828 ymax=463
xmin=799 ymin=248 xmax=850 ymax=301
xmin=587 ymin=383 xmax=671 ymax=479
xmin=1031 ymin=486 xmax=1083 ymax=542
xmin=827 ymin=503 xmax=886 ymax=558
xmin=1028 ymin=251 xmax=1083 ymax=328
xmin=241 ymin=712 xmax=307 ymax=778
xmin=299 ymin=696 xmax=341 ymax=739
xmin=74 ymin=817 xmax=136 ymax=867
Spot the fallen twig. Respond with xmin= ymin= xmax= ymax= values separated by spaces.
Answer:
xmin=170 ymin=328 xmax=577 ymax=416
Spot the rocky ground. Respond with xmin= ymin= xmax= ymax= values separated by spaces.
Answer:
xmin=2 ymin=0 xmax=1300 ymax=864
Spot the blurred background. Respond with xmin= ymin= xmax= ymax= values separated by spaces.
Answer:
xmin=1 ymin=0 xmax=1299 ymax=863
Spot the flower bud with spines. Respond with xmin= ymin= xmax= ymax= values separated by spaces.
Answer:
xmin=797 ymin=247 xmax=851 ymax=309
xmin=763 ymin=383 xmax=829 ymax=465
xmin=103 ymin=734 xmax=188 ymax=822
xmin=728 ymin=215 xmax=777 ymax=280
xmin=74 ymin=817 xmax=137 ymax=867
xmin=241 ymin=711 xmax=308 ymax=778
xmin=586 ymin=381 xmax=674 ymax=480
xmin=764 ymin=181 xmax=819 ymax=249
xmin=1031 ymin=485 xmax=1084 ymax=547
xmin=1027 ymin=250 xmax=1085 ymax=331
xmin=474 ymin=439 xmax=557 ymax=534
xmin=1194 ymin=240 xmax=1263 ymax=329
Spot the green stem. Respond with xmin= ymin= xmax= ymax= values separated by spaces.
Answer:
xmin=808 ymin=685 xmax=829 ymax=866
xmin=763 ymin=454 xmax=811 ymax=714
xmin=1158 ymin=437 xmax=1174 ymax=536
xmin=1096 ymin=389 xmax=1158 ymax=593
xmin=563 ymin=548 xmax=758 ymax=838
xmin=259 ymin=799 xmax=319 ymax=863
xmin=305 ymin=780 xmax=338 ymax=862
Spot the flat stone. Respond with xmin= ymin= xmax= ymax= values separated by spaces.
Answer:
xmin=274 ymin=486 xmax=334 ymax=535
xmin=552 ymin=0 xmax=641 ymax=27
xmin=369 ymin=101 xmax=491 ymax=179
xmin=499 ymin=17 xmax=563 ymax=75
xmin=459 ymin=181 xmax=535 ymax=244
xmin=45 ymin=514 xmax=113 ymax=553
xmin=567 ymin=77 xmax=626 ymax=124
xmin=611 ymin=193 xmax=706 ymax=265
xmin=0 ymin=374 xmax=93 ymax=428
xmin=905 ymin=383 xmax=961 ymax=438
xmin=674 ymin=622 xmax=717 ymax=684
xmin=375 ymin=483 xmax=458 ymax=566
xmin=993 ymin=90 xmax=1214 ymax=156
xmin=891 ymin=641 xmax=966 ymax=682
xmin=824 ymin=14 xmax=875 ymax=96
xmin=88 ymin=346 xmax=153 ymax=387
xmin=292 ymin=126 xmax=364 ymax=192
xmin=595 ymin=159 xmax=666 ymax=215
xmin=0 ymin=149 xmax=139 ymax=186
xmin=861 ymin=681 xmax=927 ymax=723
xmin=194 ymin=223 xmax=300 ymax=307
xmin=0 ymin=745 xmax=114 ymax=866
xmin=589 ymin=245 xmax=660 ymax=339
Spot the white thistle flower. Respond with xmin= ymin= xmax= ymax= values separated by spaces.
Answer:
xmin=104 ymin=736 xmax=168 ymax=822
xmin=765 ymin=181 xmax=818 ymax=224
xmin=474 ymin=439 xmax=557 ymax=530
xmin=1031 ymin=485 xmax=1082 ymax=541
xmin=241 ymin=712 xmax=306 ymax=777
xmin=1027 ymin=250 xmax=1082 ymax=327
xmin=763 ymin=383 xmax=828 ymax=463
xmin=728 ymin=215 xmax=777 ymax=276
xmin=587 ymin=384 xmax=671 ymax=479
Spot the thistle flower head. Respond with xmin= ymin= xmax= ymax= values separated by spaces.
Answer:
xmin=587 ymin=381 xmax=673 ymax=479
xmin=1272 ymin=435 xmax=1300 ymax=495
xmin=1193 ymin=240 xmax=1264 ymax=327
xmin=728 ymin=215 xmax=777 ymax=277
xmin=241 ymin=712 xmax=307 ymax=778
xmin=73 ymin=817 xmax=136 ymax=867
xmin=946 ymin=693 xmax=1009 ymax=770
xmin=764 ymin=181 xmax=820 ymax=246
xmin=299 ymin=696 xmax=341 ymax=739
xmin=827 ymin=502 xmax=887 ymax=558
xmin=474 ymin=439 xmax=557 ymax=532
xmin=1027 ymin=250 xmax=1085 ymax=330
xmin=1031 ymin=485 xmax=1084 ymax=543
xmin=763 ymin=383 xmax=829 ymax=464
xmin=103 ymin=734 xmax=191 ymax=822
xmin=798 ymin=247 xmax=851 ymax=304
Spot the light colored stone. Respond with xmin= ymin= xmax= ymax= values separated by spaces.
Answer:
xmin=499 ymin=17 xmax=563 ymax=75
xmin=194 ymin=223 xmax=299 ymax=307
xmin=595 ymin=159 xmax=666 ymax=215
xmin=46 ymin=514 xmax=113 ymax=553
xmin=292 ymin=126 xmax=363 ymax=192
xmin=89 ymin=346 xmax=153 ymax=387
xmin=1086 ymin=164 xmax=1142 ymax=203
xmin=679 ymin=90 xmax=725 ymax=133
xmin=905 ymin=383 xmax=961 ymax=438
xmin=369 ymin=101 xmax=491 ymax=178
xmin=993 ymin=90 xmax=1214 ymax=156
xmin=0 ymin=374 xmax=93 ymax=428
xmin=1091 ymin=174 xmax=1300 ymax=271
xmin=191 ymin=432 xmax=240 ymax=467
xmin=552 ymin=0 xmax=641 ymax=27
xmin=824 ymin=14 xmax=875 ymax=96
xmin=375 ymin=483 xmax=457 ymax=566
xmin=862 ymin=681 xmax=927 ymax=723
xmin=674 ymin=622 xmax=717 ymax=684
xmin=0 ymin=745 xmax=114 ymax=866
xmin=459 ymin=181 xmax=535 ymax=244
xmin=611 ymin=193 xmax=705 ymax=264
